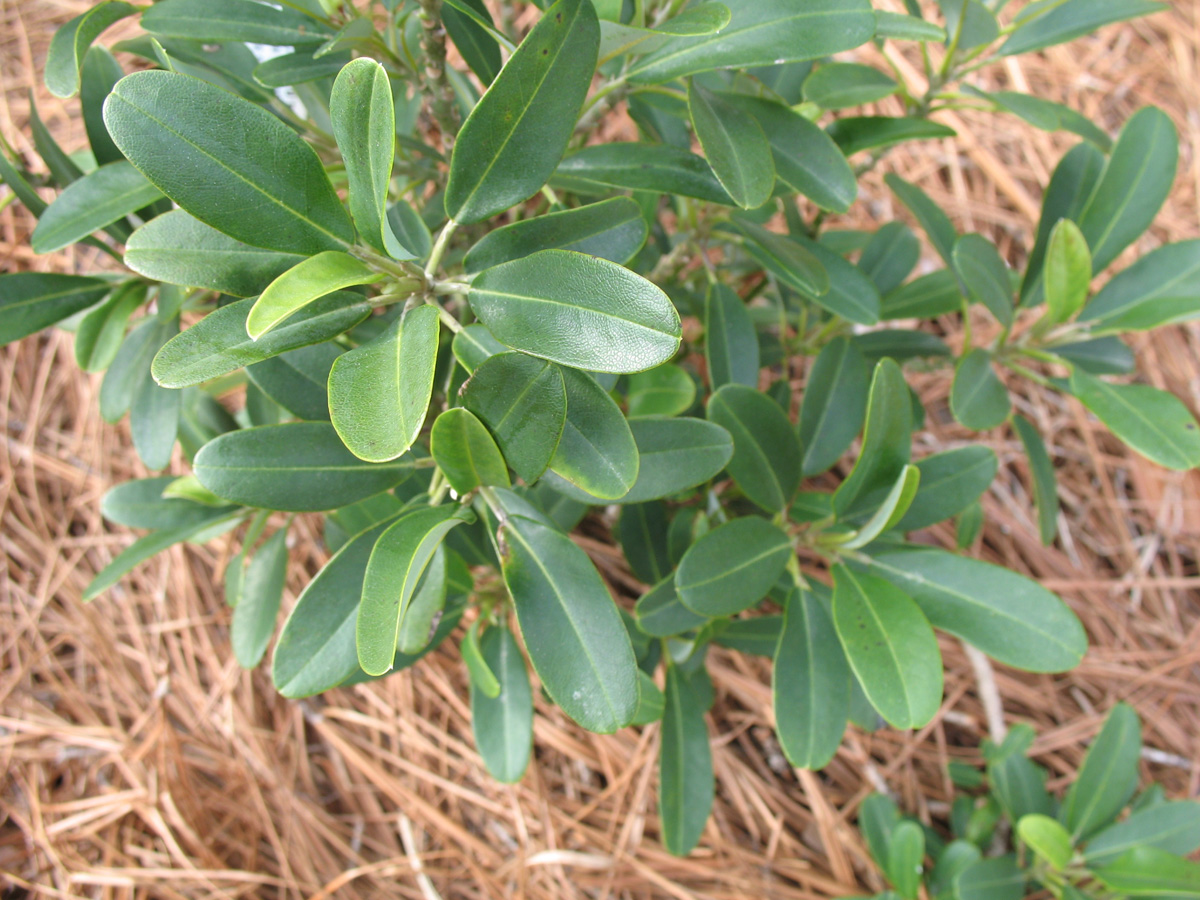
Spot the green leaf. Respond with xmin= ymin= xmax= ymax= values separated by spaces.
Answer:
xmin=937 ymin=0 xmax=998 ymax=48
xmin=1012 ymin=415 xmax=1058 ymax=544
xmin=431 ymin=408 xmax=510 ymax=494
xmin=462 ymin=352 xmax=567 ymax=484
xmin=1076 ymin=107 xmax=1178 ymax=274
xmin=660 ymin=663 xmax=714 ymax=856
xmin=705 ymin=283 xmax=759 ymax=389
xmin=688 ymin=81 xmax=774 ymax=209
xmin=675 ymin=516 xmax=792 ymax=617
xmin=885 ymin=173 xmax=958 ymax=269
xmin=635 ymin=576 xmax=707 ymax=638
xmin=1085 ymin=801 xmax=1200 ymax=865
xmin=245 ymin=343 xmax=340 ymax=422
xmin=832 ymin=565 xmax=941 ymax=730
xmin=45 ymin=1 xmax=136 ymax=98
xmin=102 ymin=475 xmax=235 ymax=530
xmin=1017 ymin=814 xmax=1073 ymax=871
xmin=1061 ymin=703 xmax=1141 ymax=840
xmin=1044 ymin=219 xmax=1092 ymax=324
xmin=1069 ymin=369 xmax=1200 ymax=471
xmin=874 ymin=10 xmax=946 ymax=42
xmin=471 ymin=625 xmax=534 ymax=783
xmin=386 ymin=200 xmax=431 ymax=262
xmin=469 ymin=249 xmax=681 ymax=373
xmin=80 ymin=48 xmax=126 ymax=167
xmin=887 ymin=820 xmax=926 ymax=900
xmin=1078 ymin=240 xmax=1200 ymax=332
xmin=631 ymin=670 xmax=666 ymax=725
xmin=104 ymin=70 xmax=353 ymax=254
xmin=357 ymin=505 xmax=473 ymax=676
xmin=464 ymin=198 xmax=647 ymax=273
xmin=328 ymin=305 xmax=440 ymax=463
xmin=253 ymin=48 xmax=351 ymax=88
xmin=31 ymin=161 xmax=163 ymax=254
xmin=880 ymin=270 xmax=962 ymax=320
xmin=1000 ymin=0 xmax=1167 ymax=56
xmin=598 ymin=3 xmax=732 ymax=62
xmin=804 ymin=63 xmax=897 ymax=110
xmin=443 ymin=0 xmax=503 ymax=84
xmin=840 ymin=465 xmax=920 ymax=550
xmin=152 ymin=293 xmax=371 ymax=389
xmin=1094 ymin=846 xmax=1200 ymax=898
xmin=125 ymin=210 xmax=305 ymax=298
xmin=501 ymin=515 xmax=638 ymax=733
xmin=231 ymin=527 xmax=288 ymax=668
xmin=452 ymin=323 xmax=507 ymax=373
xmin=707 ymin=384 xmax=802 ymax=512
xmin=74 ymin=283 xmax=146 ymax=373
xmin=733 ymin=220 xmax=830 ymax=299
xmin=141 ymin=0 xmax=334 ymax=46
xmin=29 ymin=92 xmax=84 ymax=188
xmin=859 ymin=223 xmax=920 ymax=296
xmin=966 ymin=87 xmax=1112 ymax=151
xmin=799 ymin=336 xmax=870 ymax=477
xmin=953 ymin=234 xmax=1013 ymax=327
xmin=194 ymin=422 xmax=414 ymax=511
xmin=627 ymin=365 xmax=696 ymax=418
xmin=954 ymin=856 xmax=1025 ymax=900
xmin=247 ymin=252 xmax=383 ymax=340
xmin=445 ymin=0 xmax=599 ymax=224
xmin=463 ymin=619 xmax=501 ymax=698
xmin=0 ymin=273 xmax=110 ymax=346
xmin=100 ymin=317 xmax=175 ymax=423
xmin=833 ymin=359 xmax=912 ymax=517
xmin=617 ymin=502 xmax=672 ymax=585
xmin=802 ymin=237 xmax=883 ymax=325
xmin=398 ymin=544 xmax=448 ymax=655
xmin=863 ymin=545 xmax=1086 ymax=672
xmin=859 ymin=793 xmax=901 ymax=869
xmin=827 ymin=117 xmax=956 ymax=157
xmin=330 ymin=59 xmax=394 ymax=253
xmin=1052 ymin=335 xmax=1134 ymax=375
xmin=549 ymin=368 xmax=638 ymax=500
xmin=773 ymin=588 xmax=849 ymax=769
xmin=713 ymin=615 xmax=781 ymax=657
xmin=628 ymin=0 xmax=875 ymax=84
xmin=734 ymin=93 xmax=857 ymax=212
xmin=855 ymin=330 xmax=950 ymax=362
xmin=951 ymin=350 xmax=1010 ymax=431
xmin=896 ymin=446 xmax=998 ymax=531
xmin=555 ymin=142 xmax=732 ymax=205
xmin=131 ymin=347 xmax=181 ymax=471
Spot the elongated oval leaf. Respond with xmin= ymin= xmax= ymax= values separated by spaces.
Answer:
xmin=248 ymin=252 xmax=383 ymax=339
xmin=141 ymin=0 xmax=334 ymax=46
xmin=1085 ymin=801 xmax=1200 ymax=865
xmin=152 ymin=293 xmax=371 ymax=388
xmin=430 ymin=407 xmax=510 ymax=494
xmin=804 ymin=62 xmax=898 ymax=110
xmin=704 ymin=283 xmax=759 ymax=390
xmin=1012 ymin=415 xmax=1058 ymax=544
xmin=885 ymin=173 xmax=958 ymax=269
xmin=627 ymin=365 xmax=695 ymax=418
xmin=501 ymin=515 xmax=638 ymax=733
xmin=799 ymin=336 xmax=869 ymax=477
xmin=1079 ymin=240 xmax=1200 ymax=332
xmin=471 ymin=625 xmax=534 ymax=783
xmin=675 ymin=516 xmax=791 ymax=617
xmin=194 ymin=422 xmax=414 ymax=511
xmin=75 ymin=283 xmax=144 ymax=373
xmin=328 ymin=305 xmax=440 ymax=463
xmin=1000 ymin=0 xmax=1167 ymax=56
xmin=895 ymin=446 xmax=998 ymax=531
xmin=1044 ymin=219 xmax=1092 ymax=324
xmin=1094 ymin=845 xmax=1200 ymax=898
xmin=550 ymin=368 xmax=638 ymax=500
xmin=688 ymin=82 xmax=774 ymax=209
xmin=951 ymin=349 xmax=1011 ymax=431
xmin=45 ymin=0 xmax=136 ymax=98
xmin=954 ymin=234 xmax=1013 ymax=327
xmin=707 ymin=384 xmax=801 ymax=513
xmin=660 ymin=664 xmax=714 ymax=856
xmin=1061 ymin=703 xmax=1141 ymax=840
xmin=104 ymin=70 xmax=353 ymax=254
xmin=833 ymin=359 xmax=912 ymax=516
xmin=469 ymin=250 xmax=681 ymax=373
xmin=554 ymin=142 xmax=732 ymax=205
xmin=231 ymin=527 xmax=288 ymax=668
xmin=445 ymin=0 xmax=599 ymax=224
xmin=331 ymin=59 xmax=393 ymax=252
xmin=245 ymin=342 xmax=340 ymax=422
xmin=827 ymin=117 xmax=956 ymax=157
xmin=0 ymin=273 xmax=110 ymax=346
xmin=733 ymin=220 xmax=830 ymax=299
xmin=32 ymin=161 xmax=163 ymax=254
xmin=635 ymin=576 xmax=707 ymax=637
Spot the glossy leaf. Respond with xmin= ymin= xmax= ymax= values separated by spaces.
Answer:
xmin=627 ymin=365 xmax=695 ymax=417
xmin=501 ymin=515 xmax=638 ymax=733
xmin=804 ymin=63 xmax=897 ymax=110
xmin=0 ymin=273 xmax=110 ymax=346
xmin=445 ymin=0 xmax=599 ymax=224
xmin=840 ymin=465 xmax=920 ymax=550
xmin=1069 ymin=369 xmax=1200 ymax=471
xmin=245 ymin=343 xmax=340 ymax=422
xmin=675 ymin=516 xmax=792 ymax=617
xmin=452 ymin=323 xmax=506 ymax=373
xmin=707 ymin=384 xmax=802 ymax=512
xmin=248 ymin=252 xmax=382 ymax=340
xmin=617 ymin=502 xmax=671 ymax=585
xmin=1079 ymin=240 xmax=1200 ymax=332
xmin=951 ymin=349 xmax=1010 ymax=431
xmin=194 ymin=422 xmax=414 ymax=511
xmin=152 ymin=293 xmax=371 ymax=389
xmin=799 ymin=336 xmax=869 ymax=477
xmin=1013 ymin=415 xmax=1058 ymax=544
xmin=32 ymin=161 xmax=163 ymax=254
xmin=688 ymin=81 xmax=774 ymax=209
xmin=864 ymin=545 xmax=1086 ymax=672
xmin=773 ymin=588 xmax=849 ymax=769
xmin=328 ymin=305 xmax=440 ymax=463
xmin=548 ymin=367 xmax=639 ymax=499
xmin=1001 ymin=0 xmax=1167 ymax=56
xmin=45 ymin=1 xmax=136 ymax=98
xmin=469 ymin=249 xmax=681 ymax=373
xmin=832 ymin=565 xmax=942 ymax=730
xmin=471 ymin=625 xmax=534 ymax=783
xmin=659 ymin=664 xmax=714 ymax=856
xmin=443 ymin=0 xmax=503 ymax=85
xmin=461 ymin=352 xmax=566 ymax=484
xmin=331 ymin=59 xmax=394 ymax=252
xmin=104 ymin=70 xmax=353 ymax=254
xmin=555 ymin=142 xmax=732 ymax=205
xmin=954 ymin=234 xmax=1013 ymax=327
xmin=734 ymin=220 xmax=830 ymax=299
xmin=141 ymin=0 xmax=333 ymax=46
xmin=1061 ymin=703 xmax=1141 ymax=840
xmin=828 ymin=117 xmax=955 ymax=157
xmin=231 ymin=527 xmax=288 ymax=668
xmin=705 ymin=283 xmax=759 ymax=389
xmin=833 ymin=359 xmax=912 ymax=517
xmin=895 ymin=446 xmax=997 ymax=531
xmin=430 ymin=408 xmax=510 ymax=494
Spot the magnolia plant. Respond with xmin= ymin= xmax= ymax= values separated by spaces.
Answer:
xmin=853 ymin=705 xmax=1200 ymax=900
xmin=2 ymin=0 xmax=1195 ymax=857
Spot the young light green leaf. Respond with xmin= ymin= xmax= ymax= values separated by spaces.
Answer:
xmin=1061 ymin=703 xmax=1142 ymax=840
xmin=773 ymin=588 xmax=849 ymax=769
xmin=1000 ymin=0 xmax=1167 ymax=56
xmin=445 ymin=0 xmax=599 ymax=224
xmin=660 ymin=663 xmax=714 ymax=856
xmin=707 ymin=384 xmax=802 ymax=513
xmin=231 ymin=527 xmax=288 ymax=669
xmin=431 ymin=408 xmax=511 ymax=494
xmin=864 ymin=545 xmax=1086 ymax=672
xmin=501 ymin=514 xmax=639 ymax=733
xmin=550 ymin=368 xmax=639 ymax=500
xmin=152 ymin=293 xmax=371 ymax=389
xmin=1018 ymin=814 xmax=1074 ymax=871
xmin=469 ymin=249 xmax=681 ymax=373
xmin=833 ymin=359 xmax=912 ymax=517
xmin=1085 ymin=801 xmax=1200 ymax=865
xmin=471 ymin=624 xmax=534 ymax=783
xmin=194 ymin=422 xmax=414 ymax=511
xmin=75 ymin=283 xmax=146 ymax=373
xmin=627 ymin=365 xmax=696 ymax=418
xmin=687 ymin=81 xmax=774 ymax=210
xmin=357 ymin=505 xmax=474 ymax=676
xmin=104 ymin=70 xmax=354 ymax=254
xmin=247 ymin=252 xmax=383 ymax=340
xmin=705 ymin=283 xmax=759 ymax=389
xmin=1069 ymin=369 xmax=1200 ymax=471
xmin=1013 ymin=415 xmax=1058 ymax=544
xmin=0 ymin=273 xmax=110 ymax=346
xmin=840 ymin=465 xmax=920 ymax=549
xmin=951 ymin=349 xmax=1011 ymax=431
xmin=953 ymin=234 xmax=1013 ymax=328
xmin=45 ymin=0 xmax=136 ymax=98
xmin=328 ymin=305 xmax=440 ymax=463
xmin=464 ymin=198 xmax=647 ymax=273
xmin=462 ymin=352 xmax=567 ymax=484
xmin=675 ymin=516 xmax=792 ymax=617
xmin=799 ymin=336 xmax=870 ymax=477
xmin=1044 ymin=219 xmax=1092 ymax=324
xmin=555 ymin=142 xmax=732 ymax=205
xmin=1078 ymin=240 xmax=1200 ymax=332
xmin=804 ymin=62 xmax=898 ymax=110
xmin=31 ymin=161 xmax=163 ymax=254
xmin=141 ymin=0 xmax=334 ymax=46
xmin=331 ymin=59 xmax=394 ymax=253
xmin=1094 ymin=846 xmax=1200 ymax=898
xmin=832 ymin=565 xmax=942 ymax=731
xmin=887 ymin=820 xmax=926 ymax=900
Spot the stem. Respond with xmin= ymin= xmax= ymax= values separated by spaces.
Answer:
xmin=416 ymin=0 xmax=460 ymax=152
xmin=425 ymin=219 xmax=458 ymax=279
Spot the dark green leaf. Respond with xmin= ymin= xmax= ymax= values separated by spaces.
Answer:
xmin=705 ymin=283 xmax=759 ymax=389
xmin=1013 ymin=415 xmax=1058 ymax=544
xmin=688 ymin=81 xmax=774 ymax=209
xmin=631 ymin=670 xmax=665 ymax=725
xmin=254 ymin=48 xmax=351 ymax=87
xmin=1051 ymin=336 xmax=1135 ymax=375
xmin=627 ymin=365 xmax=696 ymax=417
xmin=675 ymin=516 xmax=791 ymax=617
xmin=1062 ymin=703 xmax=1141 ymax=840
xmin=888 ymin=821 xmax=926 ymax=900
xmin=45 ymin=0 xmax=136 ymax=98
xmin=471 ymin=624 xmax=534 ymax=783
xmin=937 ymin=0 xmax=998 ymax=48
xmin=443 ymin=0 xmax=503 ymax=85
xmin=231 ymin=527 xmax=288 ymax=668
xmin=555 ymin=142 xmax=732 ymax=205
xmin=804 ymin=62 xmax=897 ymax=109
xmin=968 ymin=87 xmax=1112 ymax=151
xmin=659 ymin=663 xmax=714 ymax=856
xmin=896 ymin=446 xmax=997 ymax=531
xmin=617 ymin=502 xmax=672 ymax=585
xmin=833 ymin=359 xmax=912 ymax=517
xmin=854 ymin=329 xmax=951 ymax=362
xmin=733 ymin=220 xmax=830 ymax=299
xmin=874 ymin=10 xmax=946 ymax=42
xmin=799 ymin=336 xmax=870 ymax=477
xmin=712 ymin=615 xmax=781 ymax=656
xmin=1094 ymin=846 xmax=1200 ymax=898
xmin=398 ymin=544 xmax=447 ymax=655
xmin=950 ymin=349 xmax=1010 ymax=431
xmin=1079 ymin=240 xmax=1200 ymax=332
xmin=953 ymin=234 xmax=1013 ymax=327
xmin=859 ymin=222 xmax=920 ymax=296
xmin=954 ymin=856 xmax=1025 ymax=900
xmin=636 ymin=576 xmax=708 ymax=638
xmin=131 ymin=347 xmax=181 ymax=470
xmin=79 ymin=46 xmax=126 ymax=166
xmin=75 ymin=283 xmax=146 ymax=373
xmin=827 ymin=117 xmax=956 ymax=157
xmin=386 ymin=200 xmax=432 ymax=262
xmin=885 ymin=173 xmax=958 ymax=269
xmin=452 ymin=323 xmax=506 ymax=373
xmin=1000 ymin=0 xmax=1167 ymax=56
xmin=879 ymin=270 xmax=961 ymax=320
xmin=859 ymin=793 xmax=901 ymax=869
xmin=1085 ymin=801 xmax=1200 ymax=865
xmin=141 ymin=0 xmax=333 ymax=46
xmin=707 ymin=384 xmax=802 ymax=512
xmin=102 ymin=475 xmax=235 ymax=530
xmin=31 ymin=161 xmax=162 ymax=254
xmin=0 ymin=273 xmax=110 ymax=346
xmin=245 ymin=342 xmax=340 ymax=422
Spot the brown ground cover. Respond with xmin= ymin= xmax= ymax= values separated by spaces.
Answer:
xmin=1 ymin=1 xmax=1197 ymax=897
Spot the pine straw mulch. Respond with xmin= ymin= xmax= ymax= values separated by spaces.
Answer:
xmin=1 ymin=1 xmax=1198 ymax=897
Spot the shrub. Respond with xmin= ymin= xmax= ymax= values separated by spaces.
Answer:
xmin=2 ymin=0 xmax=1193 ymax=858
